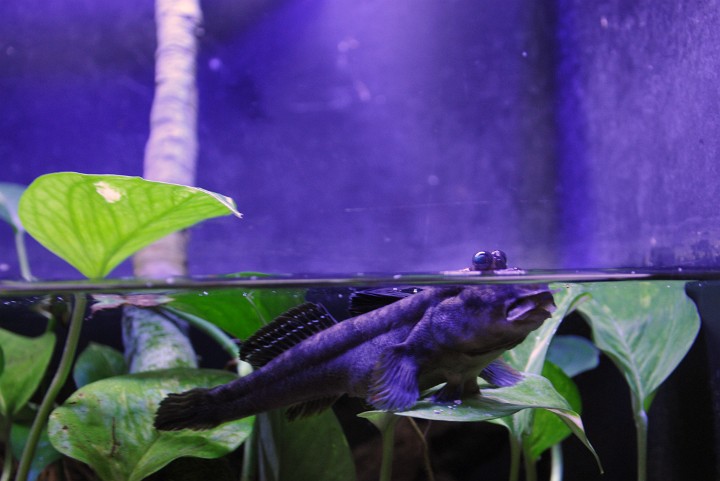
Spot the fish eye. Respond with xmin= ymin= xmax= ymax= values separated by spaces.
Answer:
xmin=472 ymin=251 xmax=494 ymax=271
xmin=491 ymin=250 xmax=507 ymax=269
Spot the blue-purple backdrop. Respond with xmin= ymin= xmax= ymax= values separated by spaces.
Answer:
xmin=2 ymin=0 xmax=719 ymax=279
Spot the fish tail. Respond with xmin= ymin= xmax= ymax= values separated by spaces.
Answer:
xmin=154 ymin=387 xmax=226 ymax=431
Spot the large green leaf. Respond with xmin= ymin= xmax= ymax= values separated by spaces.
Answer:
xmin=166 ymin=285 xmax=306 ymax=340
xmin=577 ymin=281 xmax=700 ymax=410
xmin=256 ymin=409 xmax=356 ymax=481
xmin=73 ymin=342 xmax=128 ymax=388
xmin=0 ymin=329 xmax=55 ymax=417
xmin=0 ymin=182 xmax=26 ymax=232
xmin=18 ymin=172 xmax=241 ymax=278
xmin=48 ymin=368 xmax=253 ymax=481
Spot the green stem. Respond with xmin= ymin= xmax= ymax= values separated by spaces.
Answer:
xmin=14 ymin=231 xmax=31 ymax=281
xmin=407 ymin=418 xmax=435 ymax=481
xmin=508 ymin=432 xmax=521 ymax=481
xmin=240 ymin=417 xmax=257 ymax=481
xmin=161 ymin=307 xmax=239 ymax=360
xmin=378 ymin=415 xmax=398 ymax=481
xmin=549 ymin=444 xmax=563 ymax=481
xmin=14 ymin=293 xmax=87 ymax=481
xmin=633 ymin=397 xmax=648 ymax=481
xmin=1 ymin=419 xmax=13 ymax=481
xmin=522 ymin=434 xmax=537 ymax=481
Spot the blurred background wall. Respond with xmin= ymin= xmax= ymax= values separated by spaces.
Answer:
xmin=1 ymin=0 xmax=719 ymax=279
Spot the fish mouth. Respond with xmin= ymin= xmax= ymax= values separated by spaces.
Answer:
xmin=506 ymin=290 xmax=556 ymax=323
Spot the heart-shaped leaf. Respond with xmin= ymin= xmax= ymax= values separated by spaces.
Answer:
xmin=577 ymin=281 xmax=700 ymax=411
xmin=0 ymin=329 xmax=55 ymax=417
xmin=73 ymin=343 xmax=128 ymax=388
xmin=18 ymin=172 xmax=241 ymax=278
xmin=48 ymin=368 xmax=253 ymax=481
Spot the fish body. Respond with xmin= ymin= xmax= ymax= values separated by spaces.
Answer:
xmin=154 ymin=283 xmax=555 ymax=430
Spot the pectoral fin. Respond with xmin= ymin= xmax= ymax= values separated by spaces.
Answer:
xmin=479 ymin=359 xmax=523 ymax=387
xmin=367 ymin=348 xmax=420 ymax=411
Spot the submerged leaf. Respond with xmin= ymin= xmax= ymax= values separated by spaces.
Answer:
xmin=11 ymin=422 xmax=62 ymax=481
xmin=166 ymin=285 xmax=306 ymax=340
xmin=48 ymin=368 xmax=252 ymax=481
xmin=18 ymin=172 xmax=241 ymax=278
xmin=527 ymin=362 xmax=582 ymax=460
xmin=547 ymin=334 xmax=600 ymax=378
xmin=256 ymin=409 xmax=356 ymax=481
xmin=73 ymin=342 xmax=128 ymax=388
xmin=0 ymin=329 xmax=55 ymax=417
xmin=578 ymin=281 xmax=700 ymax=410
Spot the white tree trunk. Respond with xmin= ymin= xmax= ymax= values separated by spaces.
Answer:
xmin=133 ymin=0 xmax=202 ymax=278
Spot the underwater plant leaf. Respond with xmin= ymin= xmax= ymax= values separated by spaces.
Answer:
xmin=166 ymin=284 xmax=306 ymax=340
xmin=11 ymin=421 xmax=62 ymax=481
xmin=577 ymin=281 xmax=700 ymax=410
xmin=18 ymin=172 xmax=241 ymax=278
xmin=0 ymin=182 xmax=26 ymax=232
xmin=48 ymin=368 xmax=252 ymax=481
xmin=73 ymin=342 xmax=128 ymax=388
xmin=527 ymin=361 xmax=582 ymax=460
xmin=0 ymin=329 xmax=55 ymax=417
xmin=256 ymin=409 xmax=356 ymax=481
xmin=546 ymin=334 xmax=600 ymax=378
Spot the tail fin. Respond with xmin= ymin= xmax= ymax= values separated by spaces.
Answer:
xmin=154 ymin=388 xmax=222 ymax=431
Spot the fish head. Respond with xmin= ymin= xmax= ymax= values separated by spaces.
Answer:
xmin=428 ymin=284 xmax=556 ymax=354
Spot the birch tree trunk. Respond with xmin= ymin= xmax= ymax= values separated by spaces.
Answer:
xmin=133 ymin=0 xmax=202 ymax=279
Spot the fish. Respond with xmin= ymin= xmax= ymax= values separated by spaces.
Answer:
xmin=154 ymin=281 xmax=556 ymax=431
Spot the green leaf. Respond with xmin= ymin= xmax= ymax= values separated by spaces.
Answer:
xmin=256 ymin=409 xmax=356 ymax=481
xmin=0 ymin=182 xmax=26 ymax=232
xmin=11 ymin=421 xmax=63 ymax=481
xmin=73 ymin=343 xmax=128 ymax=388
xmin=0 ymin=329 xmax=56 ymax=417
xmin=577 ymin=281 xmax=700 ymax=410
xmin=18 ymin=172 xmax=241 ymax=278
xmin=166 ymin=285 xmax=306 ymax=340
xmin=48 ymin=368 xmax=253 ymax=481
xmin=527 ymin=362 xmax=582 ymax=460
xmin=547 ymin=334 xmax=600 ymax=378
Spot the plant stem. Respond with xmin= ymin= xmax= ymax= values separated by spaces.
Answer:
xmin=14 ymin=293 xmax=87 ymax=481
xmin=632 ymin=396 xmax=648 ymax=481
xmin=14 ymin=231 xmax=31 ymax=281
xmin=240 ymin=417 xmax=257 ymax=481
xmin=378 ymin=415 xmax=398 ymax=481
xmin=508 ymin=432 xmax=521 ymax=481
xmin=1 ymin=419 xmax=13 ymax=481
xmin=549 ymin=444 xmax=563 ymax=481
xmin=522 ymin=434 xmax=537 ymax=481
xmin=407 ymin=418 xmax=435 ymax=481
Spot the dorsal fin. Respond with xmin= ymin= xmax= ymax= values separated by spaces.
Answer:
xmin=348 ymin=287 xmax=424 ymax=315
xmin=240 ymin=302 xmax=337 ymax=368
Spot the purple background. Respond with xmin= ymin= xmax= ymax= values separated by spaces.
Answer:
xmin=2 ymin=0 xmax=719 ymax=279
